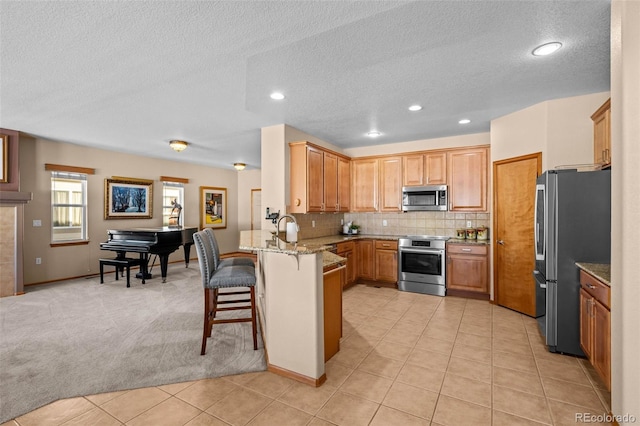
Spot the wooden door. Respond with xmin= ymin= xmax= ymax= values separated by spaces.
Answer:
xmin=448 ymin=148 xmax=487 ymax=211
xmin=425 ymin=152 xmax=447 ymax=184
xmin=250 ymin=188 xmax=261 ymax=230
xmin=375 ymin=249 xmax=397 ymax=282
xmin=403 ymin=154 xmax=425 ymax=186
xmin=307 ymin=146 xmax=324 ymax=212
xmin=579 ymin=289 xmax=592 ymax=359
xmin=356 ymin=240 xmax=375 ymax=280
xmin=379 ymin=156 xmax=402 ymax=212
xmin=323 ymin=152 xmax=338 ymax=212
xmin=494 ymin=152 xmax=541 ymax=316
xmin=337 ymin=156 xmax=350 ymax=212
xmin=351 ymin=159 xmax=378 ymax=212
xmin=593 ymin=300 xmax=611 ymax=389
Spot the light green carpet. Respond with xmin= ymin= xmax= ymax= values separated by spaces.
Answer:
xmin=0 ymin=263 xmax=266 ymax=423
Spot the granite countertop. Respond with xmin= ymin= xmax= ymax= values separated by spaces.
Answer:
xmin=576 ymin=262 xmax=611 ymax=286
xmin=299 ymin=234 xmax=403 ymax=246
xmin=447 ymin=238 xmax=490 ymax=245
xmin=239 ymin=230 xmax=332 ymax=255
xmin=323 ymin=251 xmax=347 ymax=269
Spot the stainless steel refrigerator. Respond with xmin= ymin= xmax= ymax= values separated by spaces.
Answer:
xmin=533 ymin=168 xmax=611 ymax=356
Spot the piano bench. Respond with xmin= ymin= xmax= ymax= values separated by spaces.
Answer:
xmin=99 ymin=257 xmax=144 ymax=288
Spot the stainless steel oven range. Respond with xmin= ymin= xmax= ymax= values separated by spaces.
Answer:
xmin=398 ymin=235 xmax=449 ymax=296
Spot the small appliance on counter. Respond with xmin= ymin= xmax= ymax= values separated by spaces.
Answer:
xmin=476 ymin=227 xmax=489 ymax=240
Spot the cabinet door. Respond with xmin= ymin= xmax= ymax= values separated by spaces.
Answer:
xmin=343 ymin=250 xmax=356 ymax=286
xmin=447 ymin=148 xmax=488 ymax=211
xmin=375 ymin=249 xmax=397 ymax=282
xmin=323 ymin=266 xmax=344 ymax=361
xmin=379 ymin=156 xmax=402 ymax=212
xmin=579 ymin=289 xmax=593 ymax=359
xmin=356 ymin=240 xmax=375 ymax=280
xmin=307 ymin=146 xmax=324 ymax=212
xmin=323 ymin=152 xmax=338 ymax=212
xmin=592 ymin=99 xmax=611 ymax=166
xmin=351 ymin=159 xmax=378 ymax=212
xmin=593 ymin=300 xmax=611 ymax=390
xmin=425 ymin=152 xmax=447 ymax=184
xmin=403 ymin=154 xmax=425 ymax=186
xmin=337 ymin=156 xmax=351 ymax=212
xmin=446 ymin=253 xmax=488 ymax=293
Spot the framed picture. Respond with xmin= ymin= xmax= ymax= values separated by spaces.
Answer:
xmin=200 ymin=186 xmax=227 ymax=229
xmin=104 ymin=177 xmax=153 ymax=219
xmin=0 ymin=134 xmax=7 ymax=183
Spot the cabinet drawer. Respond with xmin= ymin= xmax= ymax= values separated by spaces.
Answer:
xmin=447 ymin=244 xmax=487 ymax=255
xmin=580 ymin=270 xmax=610 ymax=309
xmin=336 ymin=241 xmax=355 ymax=253
xmin=375 ymin=240 xmax=398 ymax=250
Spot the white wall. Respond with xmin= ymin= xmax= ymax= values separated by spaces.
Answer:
xmin=237 ymin=169 xmax=261 ymax=231
xmin=611 ymin=0 xmax=640 ymax=419
xmin=344 ymin=132 xmax=489 ymax=158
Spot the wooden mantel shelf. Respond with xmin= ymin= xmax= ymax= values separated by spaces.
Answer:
xmin=0 ymin=191 xmax=33 ymax=204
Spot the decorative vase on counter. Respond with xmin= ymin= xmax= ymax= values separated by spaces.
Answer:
xmin=343 ymin=224 xmax=350 ymax=234
xmin=476 ymin=226 xmax=489 ymax=240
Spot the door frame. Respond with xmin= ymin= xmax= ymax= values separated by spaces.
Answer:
xmin=492 ymin=152 xmax=542 ymax=307
xmin=250 ymin=188 xmax=261 ymax=230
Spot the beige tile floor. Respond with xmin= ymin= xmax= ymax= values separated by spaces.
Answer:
xmin=4 ymin=284 xmax=612 ymax=426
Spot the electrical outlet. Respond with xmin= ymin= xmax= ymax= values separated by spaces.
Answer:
xmin=341 ymin=219 xmax=344 ymax=225
xmin=312 ymin=220 xmax=316 ymax=228
xmin=33 ymin=220 xmax=42 ymax=227
xmin=35 ymin=257 xmax=42 ymax=265
xmin=466 ymin=221 xmax=472 ymax=228
xmin=383 ymin=220 xmax=388 ymax=227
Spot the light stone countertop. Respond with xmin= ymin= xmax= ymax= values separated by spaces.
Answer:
xmin=576 ymin=262 xmax=611 ymax=286
xmin=447 ymin=238 xmax=490 ymax=245
xmin=239 ymin=230 xmax=333 ymax=255
xmin=299 ymin=234 xmax=403 ymax=246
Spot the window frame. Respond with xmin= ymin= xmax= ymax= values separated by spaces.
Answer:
xmin=162 ymin=181 xmax=185 ymax=226
xmin=50 ymin=171 xmax=88 ymax=244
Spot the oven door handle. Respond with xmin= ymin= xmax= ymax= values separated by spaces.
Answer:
xmin=399 ymin=248 xmax=444 ymax=255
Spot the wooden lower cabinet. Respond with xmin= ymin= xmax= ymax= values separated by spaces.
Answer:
xmin=579 ymin=269 xmax=611 ymax=390
xmin=446 ymin=243 xmax=489 ymax=295
xmin=374 ymin=240 xmax=398 ymax=283
xmin=323 ymin=264 xmax=344 ymax=362
xmin=336 ymin=241 xmax=356 ymax=288
xmin=356 ymin=239 xmax=375 ymax=280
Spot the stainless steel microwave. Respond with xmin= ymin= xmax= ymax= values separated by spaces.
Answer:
xmin=402 ymin=185 xmax=448 ymax=211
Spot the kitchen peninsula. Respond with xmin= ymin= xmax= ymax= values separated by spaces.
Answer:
xmin=239 ymin=230 xmax=341 ymax=386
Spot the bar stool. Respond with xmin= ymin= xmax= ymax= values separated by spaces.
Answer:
xmin=203 ymin=228 xmax=255 ymax=268
xmin=193 ymin=230 xmax=258 ymax=355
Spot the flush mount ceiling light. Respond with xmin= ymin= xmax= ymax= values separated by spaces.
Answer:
xmin=366 ymin=131 xmax=381 ymax=138
xmin=458 ymin=119 xmax=471 ymax=124
xmin=408 ymin=105 xmax=423 ymax=112
xmin=169 ymin=140 xmax=188 ymax=152
xmin=532 ymin=42 xmax=563 ymax=56
xmin=270 ymin=92 xmax=285 ymax=100
xmin=233 ymin=162 xmax=246 ymax=171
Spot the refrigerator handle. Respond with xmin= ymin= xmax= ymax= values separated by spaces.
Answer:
xmin=532 ymin=270 xmax=547 ymax=288
xmin=534 ymin=183 xmax=545 ymax=261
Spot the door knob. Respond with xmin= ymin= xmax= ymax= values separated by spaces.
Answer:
xmin=497 ymin=240 xmax=505 ymax=245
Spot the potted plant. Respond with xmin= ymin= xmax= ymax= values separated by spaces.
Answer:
xmin=349 ymin=224 xmax=360 ymax=235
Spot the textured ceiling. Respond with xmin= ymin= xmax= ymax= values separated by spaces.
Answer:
xmin=0 ymin=1 xmax=610 ymax=171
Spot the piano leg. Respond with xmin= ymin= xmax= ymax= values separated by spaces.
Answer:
xmin=183 ymin=242 xmax=193 ymax=268
xmin=135 ymin=253 xmax=151 ymax=283
xmin=159 ymin=254 xmax=170 ymax=283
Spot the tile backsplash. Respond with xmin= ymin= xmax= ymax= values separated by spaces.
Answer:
xmin=292 ymin=211 xmax=490 ymax=239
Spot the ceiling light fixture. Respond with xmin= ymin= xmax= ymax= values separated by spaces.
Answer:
xmin=169 ymin=140 xmax=188 ymax=152
xmin=270 ymin=92 xmax=285 ymax=100
xmin=366 ymin=131 xmax=381 ymax=138
xmin=532 ymin=42 xmax=563 ymax=56
xmin=458 ymin=119 xmax=471 ymax=124
xmin=233 ymin=162 xmax=246 ymax=171
xmin=408 ymin=105 xmax=422 ymax=112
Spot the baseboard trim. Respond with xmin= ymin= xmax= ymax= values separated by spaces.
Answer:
xmin=267 ymin=363 xmax=327 ymax=387
xmin=447 ymin=289 xmax=490 ymax=300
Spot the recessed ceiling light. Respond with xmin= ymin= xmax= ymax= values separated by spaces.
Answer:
xmin=366 ymin=131 xmax=381 ymax=138
xmin=270 ymin=92 xmax=285 ymax=100
xmin=408 ymin=105 xmax=422 ymax=112
xmin=532 ymin=42 xmax=562 ymax=56
xmin=458 ymin=119 xmax=471 ymax=124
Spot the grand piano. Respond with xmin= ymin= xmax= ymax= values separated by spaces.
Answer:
xmin=100 ymin=226 xmax=198 ymax=283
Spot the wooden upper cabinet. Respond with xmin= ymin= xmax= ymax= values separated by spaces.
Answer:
xmin=289 ymin=141 xmax=350 ymax=213
xmin=379 ymin=156 xmax=402 ymax=212
xmin=337 ymin=156 xmax=351 ymax=212
xmin=591 ymin=98 xmax=611 ymax=167
xmin=351 ymin=158 xmax=378 ymax=212
xmin=323 ymin=151 xmax=338 ymax=212
xmin=447 ymin=147 xmax=488 ymax=211
xmin=403 ymin=153 xmax=447 ymax=186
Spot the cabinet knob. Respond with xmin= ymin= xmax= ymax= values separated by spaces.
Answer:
xmin=295 ymin=198 xmax=301 ymax=206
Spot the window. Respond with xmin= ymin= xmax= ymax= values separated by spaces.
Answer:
xmin=51 ymin=172 xmax=88 ymax=242
xmin=163 ymin=181 xmax=184 ymax=226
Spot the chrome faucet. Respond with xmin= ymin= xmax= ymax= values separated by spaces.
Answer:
xmin=276 ymin=214 xmax=299 ymax=243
